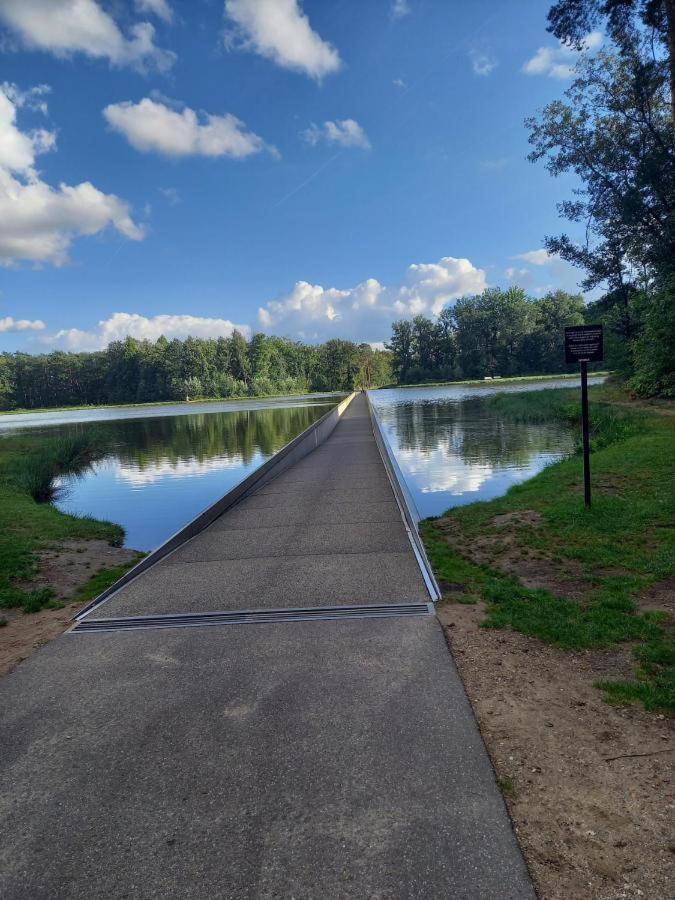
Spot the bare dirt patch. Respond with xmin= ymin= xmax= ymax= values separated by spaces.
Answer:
xmin=14 ymin=539 xmax=137 ymax=599
xmin=1 ymin=540 xmax=138 ymax=676
xmin=439 ymin=601 xmax=674 ymax=900
xmin=637 ymin=577 xmax=675 ymax=617
xmin=436 ymin=510 xmax=591 ymax=600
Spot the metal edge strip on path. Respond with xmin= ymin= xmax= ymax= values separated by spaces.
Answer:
xmin=75 ymin=392 xmax=357 ymax=621
xmin=365 ymin=390 xmax=442 ymax=603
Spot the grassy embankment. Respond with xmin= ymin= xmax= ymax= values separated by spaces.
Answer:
xmin=422 ymin=383 xmax=674 ymax=711
xmin=0 ymin=390 xmax=341 ymax=417
xmin=0 ymin=432 xmax=141 ymax=620
xmin=383 ymin=371 xmax=610 ymax=391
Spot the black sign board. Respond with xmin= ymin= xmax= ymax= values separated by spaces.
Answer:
xmin=565 ymin=324 xmax=603 ymax=364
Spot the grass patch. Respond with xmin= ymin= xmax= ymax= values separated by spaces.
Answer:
xmin=480 ymin=387 xmax=647 ymax=451
xmin=71 ymin=558 xmax=145 ymax=606
xmin=378 ymin=371 xmax=610 ymax=391
xmin=12 ymin=432 xmax=111 ymax=503
xmin=0 ymin=431 xmax=125 ymax=612
xmin=422 ymin=384 xmax=674 ymax=713
xmin=498 ymin=775 xmax=517 ymax=798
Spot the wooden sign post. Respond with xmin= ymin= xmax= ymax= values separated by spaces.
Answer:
xmin=564 ymin=325 xmax=604 ymax=507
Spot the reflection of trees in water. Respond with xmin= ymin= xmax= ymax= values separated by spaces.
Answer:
xmin=39 ymin=405 xmax=329 ymax=471
xmin=383 ymin=398 xmax=574 ymax=468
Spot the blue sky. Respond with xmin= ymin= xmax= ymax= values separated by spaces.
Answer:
xmin=0 ymin=0 xmax=600 ymax=353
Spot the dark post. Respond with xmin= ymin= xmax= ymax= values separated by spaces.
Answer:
xmin=580 ymin=361 xmax=591 ymax=507
xmin=564 ymin=324 xmax=603 ymax=510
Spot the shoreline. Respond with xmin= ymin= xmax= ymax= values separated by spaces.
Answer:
xmin=0 ymin=374 xmax=613 ymax=417
xmin=0 ymin=390 xmax=343 ymax=418
xmin=379 ymin=371 xmax=610 ymax=390
xmin=422 ymin=386 xmax=674 ymax=897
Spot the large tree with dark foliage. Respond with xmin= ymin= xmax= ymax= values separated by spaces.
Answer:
xmin=527 ymin=4 xmax=675 ymax=395
xmin=547 ymin=0 xmax=675 ymax=116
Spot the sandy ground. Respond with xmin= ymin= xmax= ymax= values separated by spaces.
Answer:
xmin=439 ymin=601 xmax=674 ymax=899
xmin=0 ymin=540 xmax=138 ymax=676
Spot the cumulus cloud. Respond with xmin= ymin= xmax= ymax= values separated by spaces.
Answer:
xmin=302 ymin=119 xmax=370 ymax=150
xmin=0 ymin=0 xmax=175 ymax=72
xmin=470 ymin=50 xmax=497 ymax=76
xmin=0 ymin=315 xmax=45 ymax=333
xmin=42 ymin=312 xmax=251 ymax=352
xmin=0 ymin=83 xmax=144 ymax=267
xmin=523 ymin=31 xmax=603 ymax=79
xmin=103 ymin=97 xmax=274 ymax=159
xmin=134 ymin=0 xmax=173 ymax=24
xmin=257 ymin=255 xmax=487 ymax=343
xmin=223 ymin=0 xmax=341 ymax=79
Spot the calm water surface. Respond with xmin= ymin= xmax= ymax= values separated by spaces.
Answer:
xmin=1 ymin=378 xmax=605 ymax=551
xmin=0 ymin=397 xmax=335 ymax=551
xmin=370 ymin=377 xmax=605 ymax=519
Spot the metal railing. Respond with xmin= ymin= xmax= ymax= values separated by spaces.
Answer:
xmin=365 ymin=391 xmax=441 ymax=602
xmin=75 ymin=392 xmax=357 ymax=621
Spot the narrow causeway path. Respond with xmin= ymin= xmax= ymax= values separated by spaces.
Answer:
xmin=0 ymin=394 xmax=534 ymax=898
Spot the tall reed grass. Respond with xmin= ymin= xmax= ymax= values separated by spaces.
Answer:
xmin=16 ymin=432 xmax=110 ymax=503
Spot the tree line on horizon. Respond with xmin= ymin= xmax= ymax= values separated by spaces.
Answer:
xmin=0 ymin=331 xmax=392 ymax=411
xmin=1 ymin=285 xmax=603 ymax=411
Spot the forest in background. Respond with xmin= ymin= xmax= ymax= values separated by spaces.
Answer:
xmin=2 ymin=0 xmax=674 ymax=409
xmin=1 ymin=285 xmax=594 ymax=411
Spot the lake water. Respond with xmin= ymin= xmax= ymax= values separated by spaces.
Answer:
xmin=369 ymin=376 xmax=605 ymax=519
xmin=1 ymin=378 xmax=603 ymax=551
xmin=0 ymin=397 xmax=336 ymax=551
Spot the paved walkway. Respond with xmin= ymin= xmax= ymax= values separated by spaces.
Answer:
xmin=0 ymin=394 xmax=534 ymax=898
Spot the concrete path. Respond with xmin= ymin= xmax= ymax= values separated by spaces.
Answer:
xmin=0 ymin=395 xmax=534 ymax=898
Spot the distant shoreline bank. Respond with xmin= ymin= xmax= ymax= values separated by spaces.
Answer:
xmin=379 ymin=371 xmax=610 ymax=390
xmin=0 ymin=390 xmax=343 ymax=418
xmin=0 ymin=373 xmax=611 ymax=417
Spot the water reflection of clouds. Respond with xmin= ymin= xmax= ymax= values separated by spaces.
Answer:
xmin=396 ymin=445 xmax=494 ymax=495
xmin=101 ymin=454 xmax=261 ymax=487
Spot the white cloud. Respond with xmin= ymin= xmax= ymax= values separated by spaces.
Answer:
xmin=257 ymin=255 xmax=487 ymax=343
xmin=43 ymin=312 xmax=251 ymax=352
xmin=470 ymin=50 xmax=497 ymax=76
xmin=391 ymin=0 xmax=411 ymax=19
xmin=523 ymin=31 xmax=603 ymax=79
xmin=510 ymin=249 xmax=584 ymax=294
xmin=516 ymin=249 xmax=556 ymax=266
xmin=1 ymin=82 xmax=51 ymax=115
xmin=103 ymin=97 xmax=274 ymax=159
xmin=223 ymin=0 xmax=341 ymax=79
xmin=302 ymin=118 xmax=370 ymax=150
xmin=0 ymin=315 xmax=45 ymax=333
xmin=504 ymin=266 xmax=529 ymax=281
xmin=393 ymin=77 xmax=407 ymax=89
xmin=135 ymin=0 xmax=173 ymax=24
xmin=0 ymin=0 xmax=175 ymax=72
xmin=0 ymin=84 xmax=144 ymax=267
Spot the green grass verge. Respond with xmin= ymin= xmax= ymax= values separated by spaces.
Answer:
xmin=70 ymin=557 xmax=146 ymax=607
xmin=377 ymin=371 xmax=610 ymax=391
xmin=422 ymin=387 xmax=674 ymax=712
xmin=0 ymin=432 xmax=127 ymax=613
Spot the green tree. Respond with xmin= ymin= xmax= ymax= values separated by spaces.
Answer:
xmin=547 ymin=0 xmax=675 ymax=117
xmin=228 ymin=330 xmax=251 ymax=385
xmin=387 ymin=320 xmax=415 ymax=382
